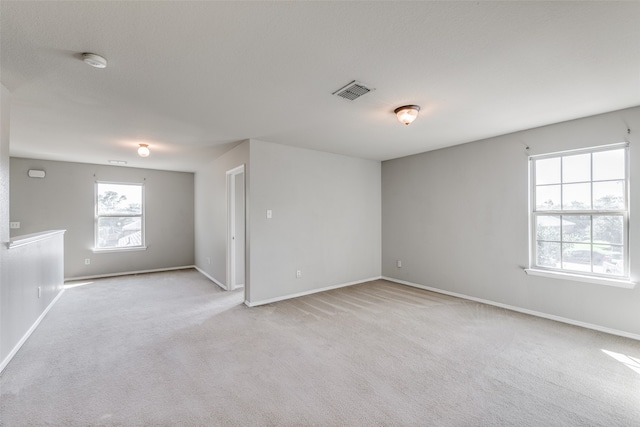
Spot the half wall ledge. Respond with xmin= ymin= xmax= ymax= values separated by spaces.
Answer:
xmin=7 ymin=229 xmax=66 ymax=249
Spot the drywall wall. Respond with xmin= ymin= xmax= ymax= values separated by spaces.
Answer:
xmin=2 ymin=231 xmax=65 ymax=372
xmin=248 ymin=139 xmax=381 ymax=304
xmin=382 ymin=106 xmax=640 ymax=336
xmin=0 ymin=84 xmax=10 ymax=364
xmin=10 ymin=158 xmax=195 ymax=278
xmin=194 ymin=141 xmax=249 ymax=289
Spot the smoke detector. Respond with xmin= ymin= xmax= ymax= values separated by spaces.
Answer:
xmin=82 ymin=53 xmax=107 ymax=69
xmin=332 ymin=80 xmax=374 ymax=101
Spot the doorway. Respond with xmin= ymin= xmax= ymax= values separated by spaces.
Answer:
xmin=226 ymin=165 xmax=245 ymax=293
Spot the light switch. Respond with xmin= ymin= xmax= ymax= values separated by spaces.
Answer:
xmin=10 ymin=222 xmax=20 ymax=229
xmin=266 ymin=209 xmax=272 ymax=219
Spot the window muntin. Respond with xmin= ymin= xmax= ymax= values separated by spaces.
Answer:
xmin=95 ymin=182 xmax=145 ymax=250
xmin=530 ymin=144 xmax=628 ymax=279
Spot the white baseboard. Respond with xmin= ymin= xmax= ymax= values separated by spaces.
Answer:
xmin=194 ymin=266 xmax=228 ymax=291
xmin=0 ymin=288 xmax=65 ymax=374
xmin=382 ymin=276 xmax=640 ymax=342
xmin=65 ymin=265 xmax=195 ymax=282
xmin=245 ymin=276 xmax=382 ymax=307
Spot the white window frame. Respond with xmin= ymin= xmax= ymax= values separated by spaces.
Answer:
xmin=94 ymin=181 xmax=146 ymax=252
xmin=526 ymin=143 xmax=634 ymax=288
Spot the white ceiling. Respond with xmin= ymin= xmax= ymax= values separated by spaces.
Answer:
xmin=2 ymin=1 xmax=639 ymax=172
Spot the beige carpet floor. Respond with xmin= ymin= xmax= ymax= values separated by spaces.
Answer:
xmin=1 ymin=269 xmax=639 ymax=426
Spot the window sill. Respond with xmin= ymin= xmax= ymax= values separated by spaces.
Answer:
xmin=93 ymin=246 xmax=147 ymax=253
xmin=524 ymin=268 xmax=636 ymax=289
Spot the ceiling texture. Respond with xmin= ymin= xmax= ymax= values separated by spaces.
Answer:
xmin=2 ymin=1 xmax=639 ymax=172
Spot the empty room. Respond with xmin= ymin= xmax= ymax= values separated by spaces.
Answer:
xmin=1 ymin=1 xmax=639 ymax=425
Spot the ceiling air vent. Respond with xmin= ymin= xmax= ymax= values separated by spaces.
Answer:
xmin=332 ymin=80 xmax=374 ymax=101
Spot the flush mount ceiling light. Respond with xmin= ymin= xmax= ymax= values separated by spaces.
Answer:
xmin=137 ymin=144 xmax=150 ymax=158
xmin=394 ymin=105 xmax=421 ymax=125
xmin=82 ymin=52 xmax=107 ymax=69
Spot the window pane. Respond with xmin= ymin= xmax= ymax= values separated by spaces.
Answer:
xmin=561 ymin=215 xmax=590 ymax=243
xmin=97 ymin=217 xmax=142 ymax=248
xmin=593 ymin=215 xmax=623 ymax=245
xmin=593 ymin=181 xmax=624 ymax=210
xmin=536 ymin=241 xmax=560 ymax=268
xmin=562 ymin=242 xmax=591 ymax=272
xmin=536 ymin=185 xmax=561 ymax=210
xmin=597 ymin=245 xmax=624 ymax=276
xmin=562 ymin=153 xmax=590 ymax=183
xmin=562 ymin=183 xmax=591 ymax=210
xmin=97 ymin=184 xmax=142 ymax=215
xmin=593 ymin=149 xmax=624 ymax=181
xmin=536 ymin=215 xmax=561 ymax=241
xmin=535 ymin=158 xmax=560 ymax=185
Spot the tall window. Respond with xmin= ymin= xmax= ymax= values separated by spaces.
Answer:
xmin=95 ymin=182 xmax=145 ymax=250
xmin=530 ymin=144 xmax=628 ymax=279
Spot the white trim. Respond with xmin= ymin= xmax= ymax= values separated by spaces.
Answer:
xmin=64 ymin=265 xmax=194 ymax=282
xmin=194 ymin=266 xmax=228 ymax=291
xmin=528 ymin=141 xmax=629 ymax=160
xmin=524 ymin=268 xmax=636 ymax=289
xmin=245 ymin=276 xmax=382 ymax=307
xmin=382 ymin=276 xmax=640 ymax=342
xmin=92 ymin=246 xmax=147 ymax=253
xmin=0 ymin=288 xmax=65 ymax=374
xmin=7 ymin=229 xmax=66 ymax=249
xmin=226 ymin=165 xmax=245 ymax=292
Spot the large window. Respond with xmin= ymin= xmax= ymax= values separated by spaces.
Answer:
xmin=95 ymin=182 xmax=145 ymax=250
xmin=530 ymin=144 xmax=628 ymax=279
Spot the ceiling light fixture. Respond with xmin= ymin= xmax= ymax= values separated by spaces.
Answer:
xmin=137 ymin=144 xmax=150 ymax=158
xmin=82 ymin=52 xmax=107 ymax=69
xmin=394 ymin=105 xmax=421 ymax=125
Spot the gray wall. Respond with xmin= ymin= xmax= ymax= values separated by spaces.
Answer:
xmin=248 ymin=139 xmax=381 ymax=303
xmin=382 ymin=106 xmax=640 ymax=336
xmin=0 ymin=84 xmax=10 ymax=363
xmin=10 ymin=158 xmax=195 ymax=278
xmin=194 ymin=141 xmax=249 ymax=288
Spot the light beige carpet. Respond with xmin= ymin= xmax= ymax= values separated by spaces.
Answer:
xmin=1 ymin=269 xmax=639 ymax=426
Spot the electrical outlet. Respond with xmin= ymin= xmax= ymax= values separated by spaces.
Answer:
xmin=84 ymin=258 xmax=91 ymax=265
xmin=266 ymin=209 xmax=273 ymax=219
xmin=296 ymin=270 xmax=302 ymax=278
xmin=397 ymin=260 xmax=402 ymax=268
xmin=37 ymin=286 xmax=41 ymax=298
xmin=206 ymin=257 xmax=211 ymax=264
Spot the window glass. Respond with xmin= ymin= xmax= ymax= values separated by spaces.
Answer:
xmin=561 ymin=215 xmax=590 ymax=243
xmin=593 ymin=181 xmax=624 ymax=210
xmin=562 ymin=153 xmax=590 ymax=183
xmin=536 ymin=185 xmax=561 ymax=210
xmin=535 ymin=157 xmax=561 ymax=185
xmin=562 ymin=183 xmax=591 ymax=210
xmin=593 ymin=149 xmax=624 ymax=181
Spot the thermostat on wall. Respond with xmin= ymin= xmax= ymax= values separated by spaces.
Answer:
xmin=28 ymin=169 xmax=45 ymax=178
